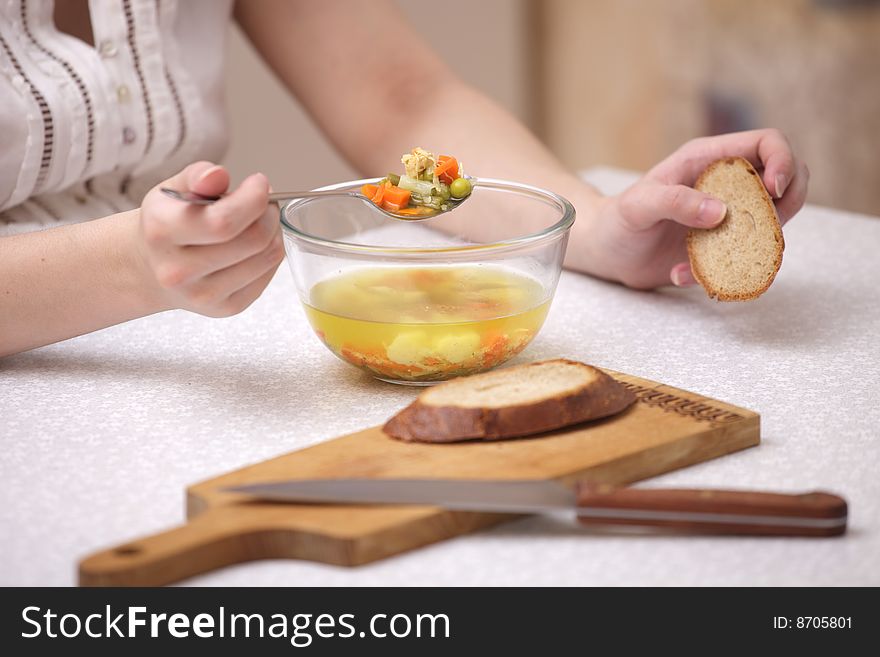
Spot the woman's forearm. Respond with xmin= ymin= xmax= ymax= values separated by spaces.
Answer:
xmin=239 ymin=1 xmax=806 ymax=291
xmin=357 ymin=78 xmax=605 ymax=271
xmin=235 ymin=0 xmax=603 ymax=272
xmin=0 ymin=210 xmax=167 ymax=357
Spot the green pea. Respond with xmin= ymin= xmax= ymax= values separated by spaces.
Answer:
xmin=450 ymin=177 xmax=472 ymax=199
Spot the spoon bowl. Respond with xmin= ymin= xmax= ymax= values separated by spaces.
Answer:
xmin=160 ymin=178 xmax=475 ymax=222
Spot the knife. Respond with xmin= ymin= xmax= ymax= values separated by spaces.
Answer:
xmin=226 ymin=479 xmax=848 ymax=537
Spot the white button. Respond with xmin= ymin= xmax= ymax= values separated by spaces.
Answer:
xmin=98 ymin=40 xmax=118 ymax=58
xmin=122 ymin=127 xmax=136 ymax=144
xmin=116 ymin=85 xmax=130 ymax=102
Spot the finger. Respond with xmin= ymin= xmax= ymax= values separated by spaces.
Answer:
xmin=670 ymin=261 xmax=698 ymax=287
xmin=142 ymin=162 xmax=231 ymax=245
xmin=775 ymin=161 xmax=810 ymax=225
xmin=192 ymin=232 xmax=284 ymax=308
xmin=162 ymin=161 xmax=223 ymax=194
xmin=219 ymin=265 xmax=280 ymax=316
xmin=167 ymin=173 xmax=270 ymax=246
xmin=201 ymin=173 xmax=270 ymax=244
xmin=157 ymin=208 xmax=281 ymax=287
xmin=652 ymin=129 xmax=795 ymax=196
xmin=188 ymin=164 xmax=230 ymax=198
xmin=754 ymin=132 xmax=796 ymax=200
xmin=620 ymin=183 xmax=727 ymax=231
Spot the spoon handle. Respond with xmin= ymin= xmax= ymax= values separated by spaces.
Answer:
xmin=160 ymin=187 xmax=360 ymax=206
xmin=268 ymin=190 xmax=361 ymax=203
xmin=158 ymin=185 xmax=451 ymax=221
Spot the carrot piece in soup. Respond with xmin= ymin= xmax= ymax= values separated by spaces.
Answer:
xmin=382 ymin=185 xmax=411 ymax=208
xmin=395 ymin=206 xmax=435 ymax=217
xmin=435 ymin=155 xmax=459 ymax=184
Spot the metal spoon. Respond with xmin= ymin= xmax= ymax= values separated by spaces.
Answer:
xmin=160 ymin=180 xmax=473 ymax=222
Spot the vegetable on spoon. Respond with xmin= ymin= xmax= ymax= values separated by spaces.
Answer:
xmin=363 ymin=147 xmax=473 ymax=219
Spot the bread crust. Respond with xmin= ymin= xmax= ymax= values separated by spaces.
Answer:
xmin=686 ymin=157 xmax=784 ymax=301
xmin=383 ymin=359 xmax=636 ymax=443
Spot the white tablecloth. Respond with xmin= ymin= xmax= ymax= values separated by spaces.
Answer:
xmin=2 ymin=168 xmax=878 ymax=586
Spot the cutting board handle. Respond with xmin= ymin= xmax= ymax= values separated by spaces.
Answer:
xmin=78 ymin=511 xmax=264 ymax=586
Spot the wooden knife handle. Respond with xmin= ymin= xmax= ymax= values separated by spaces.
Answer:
xmin=575 ymin=484 xmax=848 ymax=537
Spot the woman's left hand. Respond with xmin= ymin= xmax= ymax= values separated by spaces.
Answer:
xmin=575 ymin=129 xmax=809 ymax=289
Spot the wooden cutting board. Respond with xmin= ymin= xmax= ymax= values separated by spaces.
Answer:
xmin=78 ymin=370 xmax=759 ymax=586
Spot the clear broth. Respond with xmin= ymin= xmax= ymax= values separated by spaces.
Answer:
xmin=304 ymin=266 xmax=550 ymax=382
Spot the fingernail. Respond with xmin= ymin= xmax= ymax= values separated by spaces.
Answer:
xmin=671 ymin=266 xmax=697 ymax=287
xmin=698 ymin=198 xmax=727 ymax=227
xmin=197 ymin=165 xmax=224 ymax=184
xmin=248 ymin=172 xmax=269 ymax=187
xmin=775 ymin=174 xmax=788 ymax=199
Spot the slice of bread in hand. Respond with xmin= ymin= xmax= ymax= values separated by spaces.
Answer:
xmin=383 ymin=359 xmax=636 ymax=443
xmin=687 ymin=156 xmax=784 ymax=301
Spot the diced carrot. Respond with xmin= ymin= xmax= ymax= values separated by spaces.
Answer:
xmin=435 ymin=155 xmax=459 ymax=184
xmin=370 ymin=359 xmax=425 ymax=375
xmin=480 ymin=332 xmax=500 ymax=348
xmin=412 ymin=269 xmax=444 ymax=284
xmin=381 ymin=186 xmax=411 ymax=213
xmin=361 ymin=183 xmax=379 ymax=198
xmin=481 ymin=334 xmax=510 ymax=367
xmin=395 ymin=206 xmax=435 ymax=217
xmin=340 ymin=347 xmax=365 ymax=366
xmin=387 ymin=362 xmax=424 ymax=373
xmin=370 ymin=184 xmax=386 ymax=204
xmin=382 ymin=185 xmax=411 ymax=207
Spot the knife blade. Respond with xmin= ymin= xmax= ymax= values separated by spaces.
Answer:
xmin=225 ymin=479 xmax=848 ymax=536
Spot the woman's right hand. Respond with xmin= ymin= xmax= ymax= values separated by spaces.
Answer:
xmin=137 ymin=161 xmax=284 ymax=317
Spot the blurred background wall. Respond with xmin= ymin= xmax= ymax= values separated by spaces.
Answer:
xmin=222 ymin=0 xmax=534 ymax=190
xmin=223 ymin=0 xmax=880 ymax=215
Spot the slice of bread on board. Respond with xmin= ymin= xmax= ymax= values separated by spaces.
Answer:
xmin=687 ymin=156 xmax=784 ymax=301
xmin=383 ymin=359 xmax=636 ymax=443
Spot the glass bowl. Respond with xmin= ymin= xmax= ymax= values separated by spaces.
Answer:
xmin=281 ymin=178 xmax=575 ymax=385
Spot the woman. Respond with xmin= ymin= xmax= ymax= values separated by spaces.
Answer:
xmin=0 ymin=0 xmax=808 ymax=357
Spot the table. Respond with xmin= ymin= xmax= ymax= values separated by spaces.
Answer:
xmin=2 ymin=168 xmax=878 ymax=586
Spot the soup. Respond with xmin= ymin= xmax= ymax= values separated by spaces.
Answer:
xmin=303 ymin=266 xmax=549 ymax=382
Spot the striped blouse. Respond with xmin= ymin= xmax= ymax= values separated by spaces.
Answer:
xmin=0 ymin=0 xmax=233 ymax=235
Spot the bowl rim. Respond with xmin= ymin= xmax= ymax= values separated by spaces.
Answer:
xmin=279 ymin=177 xmax=575 ymax=256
